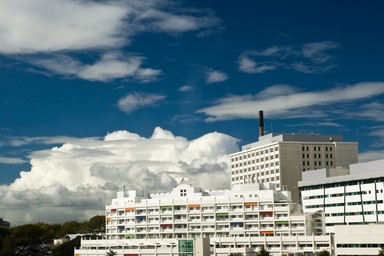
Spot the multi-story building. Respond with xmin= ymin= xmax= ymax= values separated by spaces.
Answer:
xmin=299 ymin=159 xmax=384 ymax=234
xmin=75 ymin=183 xmax=331 ymax=256
xmin=230 ymin=132 xmax=358 ymax=203
xmin=105 ymin=183 xmax=323 ymax=240
xmin=334 ymin=224 xmax=384 ymax=256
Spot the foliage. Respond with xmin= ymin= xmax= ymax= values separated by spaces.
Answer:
xmin=256 ymin=246 xmax=271 ymax=256
xmin=0 ymin=228 xmax=10 ymax=252
xmin=106 ymin=249 xmax=117 ymax=256
xmin=0 ymin=215 xmax=105 ymax=256
xmin=378 ymin=247 xmax=384 ymax=256
xmin=315 ymin=250 xmax=330 ymax=256
xmin=52 ymin=236 xmax=81 ymax=256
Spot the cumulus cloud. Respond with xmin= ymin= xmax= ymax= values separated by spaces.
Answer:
xmin=0 ymin=0 xmax=218 ymax=54
xmin=0 ymin=0 xmax=127 ymax=54
xmin=206 ymin=70 xmax=228 ymax=84
xmin=28 ymin=52 xmax=162 ymax=82
xmin=238 ymin=41 xmax=339 ymax=74
xmin=0 ymin=157 xmax=27 ymax=164
xmin=179 ymin=85 xmax=194 ymax=92
xmin=198 ymin=82 xmax=384 ymax=121
xmin=118 ymin=92 xmax=167 ymax=113
xmin=0 ymin=128 xmax=239 ymax=225
xmin=0 ymin=0 xmax=219 ymax=81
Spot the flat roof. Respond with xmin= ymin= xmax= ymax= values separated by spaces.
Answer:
xmin=298 ymin=159 xmax=384 ymax=188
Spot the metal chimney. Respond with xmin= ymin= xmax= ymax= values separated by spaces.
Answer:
xmin=259 ymin=110 xmax=264 ymax=137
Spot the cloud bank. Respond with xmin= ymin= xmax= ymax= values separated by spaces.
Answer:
xmin=238 ymin=41 xmax=339 ymax=74
xmin=198 ymin=82 xmax=384 ymax=121
xmin=118 ymin=92 xmax=167 ymax=113
xmin=0 ymin=0 xmax=219 ymax=81
xmin=0 ymin=128 xmax=239 ymax=225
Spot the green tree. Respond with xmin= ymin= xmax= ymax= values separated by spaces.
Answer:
xmin=52 ymin=236 xmax=81 ymax=256
xmin=0 ymin=227 xmax=10 ymax=252
xmin=106 ymin=249 xmax=117 ymax=256
xmin=315 ymin=250 xmax=330 ymax=256
xmin=256 ymin=246 xmax=271 ymax=256
xmin=84 ymin=215 xmax=105 ymax=233
xmin=378 ymin=247 xmax=384 ymax=256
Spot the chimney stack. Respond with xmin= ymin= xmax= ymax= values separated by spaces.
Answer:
xmin=259 ymin=110 xmax=264 ymax=137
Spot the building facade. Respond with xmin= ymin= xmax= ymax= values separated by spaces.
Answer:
xmin=75 ymin=183 xmax=330 ymax=256
xmin=230 ymin=133 xmax=358 ymax=203
xmin=334 ymin=224 xmax=384 ymax=256
xmin=105 ymin=183 xmax=323 ymax=240
xmin=299 ymin=159 xmax=384 ymax=234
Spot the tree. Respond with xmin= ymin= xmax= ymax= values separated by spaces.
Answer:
xmin=106 ymin=249 xmax=117 ymax=256
xmin=378 ymin=247 xmax=384 ymax=256
xmin=256 ymin=246 xmax=270 ymax=256
xmin=84 ymin=215 xmax=105 ymax=233
xmin=315 ymin=250 xmax=330 ymax=256
xmin=52 ymin=236 xmax=81 ymax=256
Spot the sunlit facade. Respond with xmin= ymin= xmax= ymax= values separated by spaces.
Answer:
xmin=299 ymin=159 xmax=384 ymax=234
xmin=230 ymin=133 xmax=358 ymax=202
xmin=75 ymin=183 xmax=331 ymax=256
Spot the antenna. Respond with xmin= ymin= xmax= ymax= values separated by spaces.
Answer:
xmin=259 ymin=110 xmax=264 ymax=137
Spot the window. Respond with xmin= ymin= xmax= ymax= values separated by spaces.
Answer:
xmin=180 ymin=189 xmax=187 ymax=197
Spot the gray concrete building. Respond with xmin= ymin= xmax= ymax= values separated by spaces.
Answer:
xmin=230 ymin=132 xmax=358 ymax=203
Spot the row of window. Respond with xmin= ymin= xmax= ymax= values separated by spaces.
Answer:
xmin=232 ymin=176 xmax=280 ymax=183
xmin=302 ymin=153 xmax=333 ymax=159
xmin=232 ymin=161 xmax=280 ymax=170
xmin=300 ymin=178 xmax=384 ymax=190
xmin=305 ymin=199 xmax=383 ymax=209
xmin=302 ymin=160 xmax=333 ymax=166
xmin=337 ymin=243 xmax=384 ymax=248
xmin=302 ymin=146 xmax=333 ymax=152
xmin=232 ymin=157 xmax=279 ymax=168
xmin=232 ymin=168 xmax=280 ymax=175
xmin=303 ymin=190 xmax=370 ymax=200
xmin=231 ymin=146 xmax=280 ymax=162
xmin=326 ymin=211 xmax=377 ymax=217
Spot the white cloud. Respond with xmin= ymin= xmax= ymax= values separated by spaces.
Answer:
xmin=118 ymin=92 xmax=167 ymax=113
xmin=301 ymin=41 xmax=339 ymax=64
xmin=198 ymin=82 xmax=384 ymax=121
xmin=359 ymin=150 xmax=384 ymax=162
xmin=0 ymin=0 xmax=218 ymax=55
xmin=78 ymin=53 xmax=161 ymax=82
xmin=238 ymin=41 xmax=339 ymax=74
xmin=346 ymin=102 xmax=384 ymax=122
xmin=238 ymin=55 xmax=278 ymax=74
xmin=137 ymin=9 xmax=211 ymax=33
xmin=206 ymin=70 xmax=228 ymax=84
xmin=0 ymin=0 xmax=128 ymax=54
xmin=29 ymin=53 xmax=162 ymax=82
xmin=0 ymin=128 xmax=239 ymax=225
xmin=0 ymin=157 xmax=27 ymax=164
xmin=0 ymin=0 xmax=219 ymax=81
xmin=179 ymin=85 xmax=194 ymax=92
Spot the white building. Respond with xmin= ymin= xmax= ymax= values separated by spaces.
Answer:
xmin=230 ymin=132 xmax=358 ymax=203
xmin=299 ymin=159 xmax=384 ymax=234
xmin=75 ymin=183 xmax=331 ymax=256
xmin=334 ymin=224 xmax=384 ymax=256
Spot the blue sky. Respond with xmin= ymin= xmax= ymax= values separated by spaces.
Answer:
xmin=0 ymin=0 xmax=384 ymax=224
